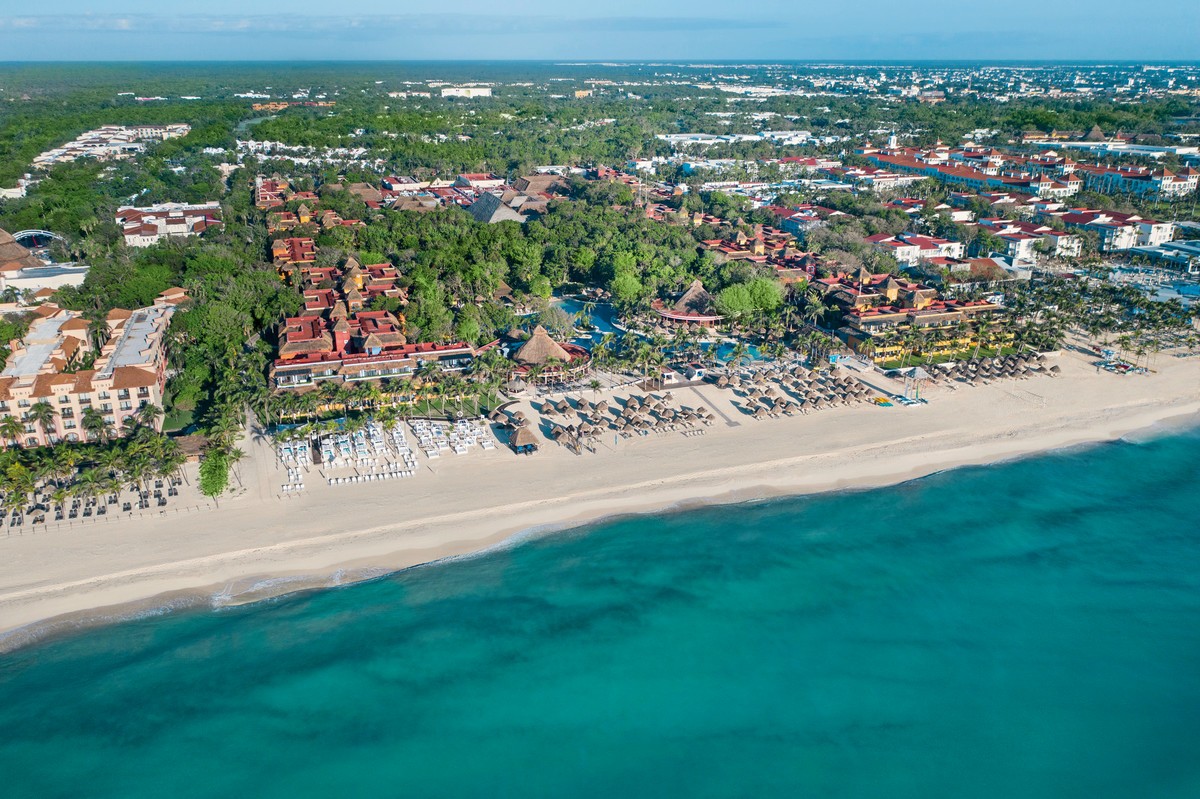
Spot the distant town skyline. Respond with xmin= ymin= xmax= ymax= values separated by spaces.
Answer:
xmin=2 ymin=1 xmax=1199 ymax=62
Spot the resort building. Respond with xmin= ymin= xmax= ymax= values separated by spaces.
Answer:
xmin=976 ymin=218 xmax=1083 ymax=260
xmin=1054 ymin=210 xmax=1176 ymax=252
xmin=816 ymin=270 xmax=1010 ymax=362
xmin=814 ymin=269 xmax=938 ymax=311
xmin=506 ymin=326 xmax=590 ymax=385
xmin=31 ymin=125 xmax=190 ymax=169
xmin=271 ymin=316 xmax=475 ymax=391
xmin=652 ymin=280 xmax=725 ymax=329
xmin=441 ymin=87 xmax=493 ymax=98
xmin=255 ymin=176 xmax=292 ymax=209
xmin=866 ymin=232 xmax=965 ymax=265
xmin=267 ymin=203 xmax=315 ymax=233
xmin=701 ymin=226 xmax=797 ymax=262
xmin=467 ymin=192 xmax=528 ymax=224
xmin=271 ymin=256 xmax=466 ymax=390
xmin=297 ymin=257 xmax=407 ymax=312
xmin=116 ymin=202 xmax=223 ymax=247
xmin=272 ymin=237 xmax=318 ymax=276
xmin=1073 ymin=164 xmax=1198 ymax=197
xmin=1127 ymin=239 xmax=1200 ymax=274
xmin=0 ymin=227 xmax=71 ymax=295
xmin=0 ymin=290 xmax=185 ymax=447
xmin=840 ymin=298 xmax=1009 ymax=363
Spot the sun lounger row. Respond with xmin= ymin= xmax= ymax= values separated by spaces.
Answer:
xmin=327 ymin=470 xmax=416 ymax=485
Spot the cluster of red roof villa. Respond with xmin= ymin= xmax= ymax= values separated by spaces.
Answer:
xmin=812 ymin=269 xmax=1010 ymax=363
xmin=269 ymin=249 xmax=473 ymax=391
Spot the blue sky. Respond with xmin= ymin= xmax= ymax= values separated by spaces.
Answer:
xmin=1 ymin=1 xmax=1198 ymax=61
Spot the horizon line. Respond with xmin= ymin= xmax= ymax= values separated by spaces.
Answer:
xmin=2 ymin=58 xmax=1200 ymax=66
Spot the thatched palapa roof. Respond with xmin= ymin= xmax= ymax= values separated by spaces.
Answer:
xmin=513 ymin=325 xmax=572 ymax=366
xmin=510 ymin=426 xmax=540 ymax=449
xmin=673 ymin=279 xmax=715 ymax=316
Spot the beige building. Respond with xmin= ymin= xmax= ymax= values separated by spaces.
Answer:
xmin=0 ymin=288 xmax=186 ymax=447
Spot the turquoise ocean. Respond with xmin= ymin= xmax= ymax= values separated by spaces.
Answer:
xmin=1 ymin=427 xmax=1199 ymax=798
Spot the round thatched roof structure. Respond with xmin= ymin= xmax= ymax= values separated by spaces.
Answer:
xmin=511 ymin=426 xmax=540 ymax=449
xmin=513 ymin=325 xmax=572 ymax=366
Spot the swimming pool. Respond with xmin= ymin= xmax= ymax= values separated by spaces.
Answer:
xmin=554 ymin=299 xmax=623 ymax=349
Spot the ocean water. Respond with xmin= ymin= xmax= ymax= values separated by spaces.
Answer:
xmin=2 ymin=429 xmax=1199 ymax=798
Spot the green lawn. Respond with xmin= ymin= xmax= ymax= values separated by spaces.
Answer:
xmin=878 ymin=345 xmax=1021 ymax=371
xmin=162 ymin=408 xmax=195 ymax=433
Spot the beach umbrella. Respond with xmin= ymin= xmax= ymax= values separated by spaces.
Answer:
xmin=1049 ymin=365 xmax=1061 ymax=374
xmin=510 ymin=426 xmax=540 ymax=452
xmin=753 ymin=407 xmax=767 ymax=419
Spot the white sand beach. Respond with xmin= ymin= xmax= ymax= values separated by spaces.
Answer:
xmin=1 ymin=345 xmax=1198 ymax=650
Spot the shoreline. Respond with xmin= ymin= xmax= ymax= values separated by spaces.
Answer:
xmin=1 ymin=350 xmax=1199 ymax=654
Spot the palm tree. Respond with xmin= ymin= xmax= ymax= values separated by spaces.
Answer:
xmin=81 ymin=407 xmax=110 ymax=443
xmin=27 ymin=401 xmax=58 ymax=444
xmin=52 ymin=447 xmax=82 ymax=485
xmin=225 ymin=447 xmax=246 ymax=489
xmin=589 ymin=378 xmax=602 ymax=399
xmin=0 ymin=416 xmax=23 ymax=449
xmin=728 ymin=341 xmax=749 ymax=370
xmin=858 ymin=337 xmax=877 ymax=364
xmin=803 ymin=290 xmax=827 ymax=331
xmin=134 ymin=403 xmax=163 ymax=430
xmin=86 ymin=316 xmax=111 ymax=352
